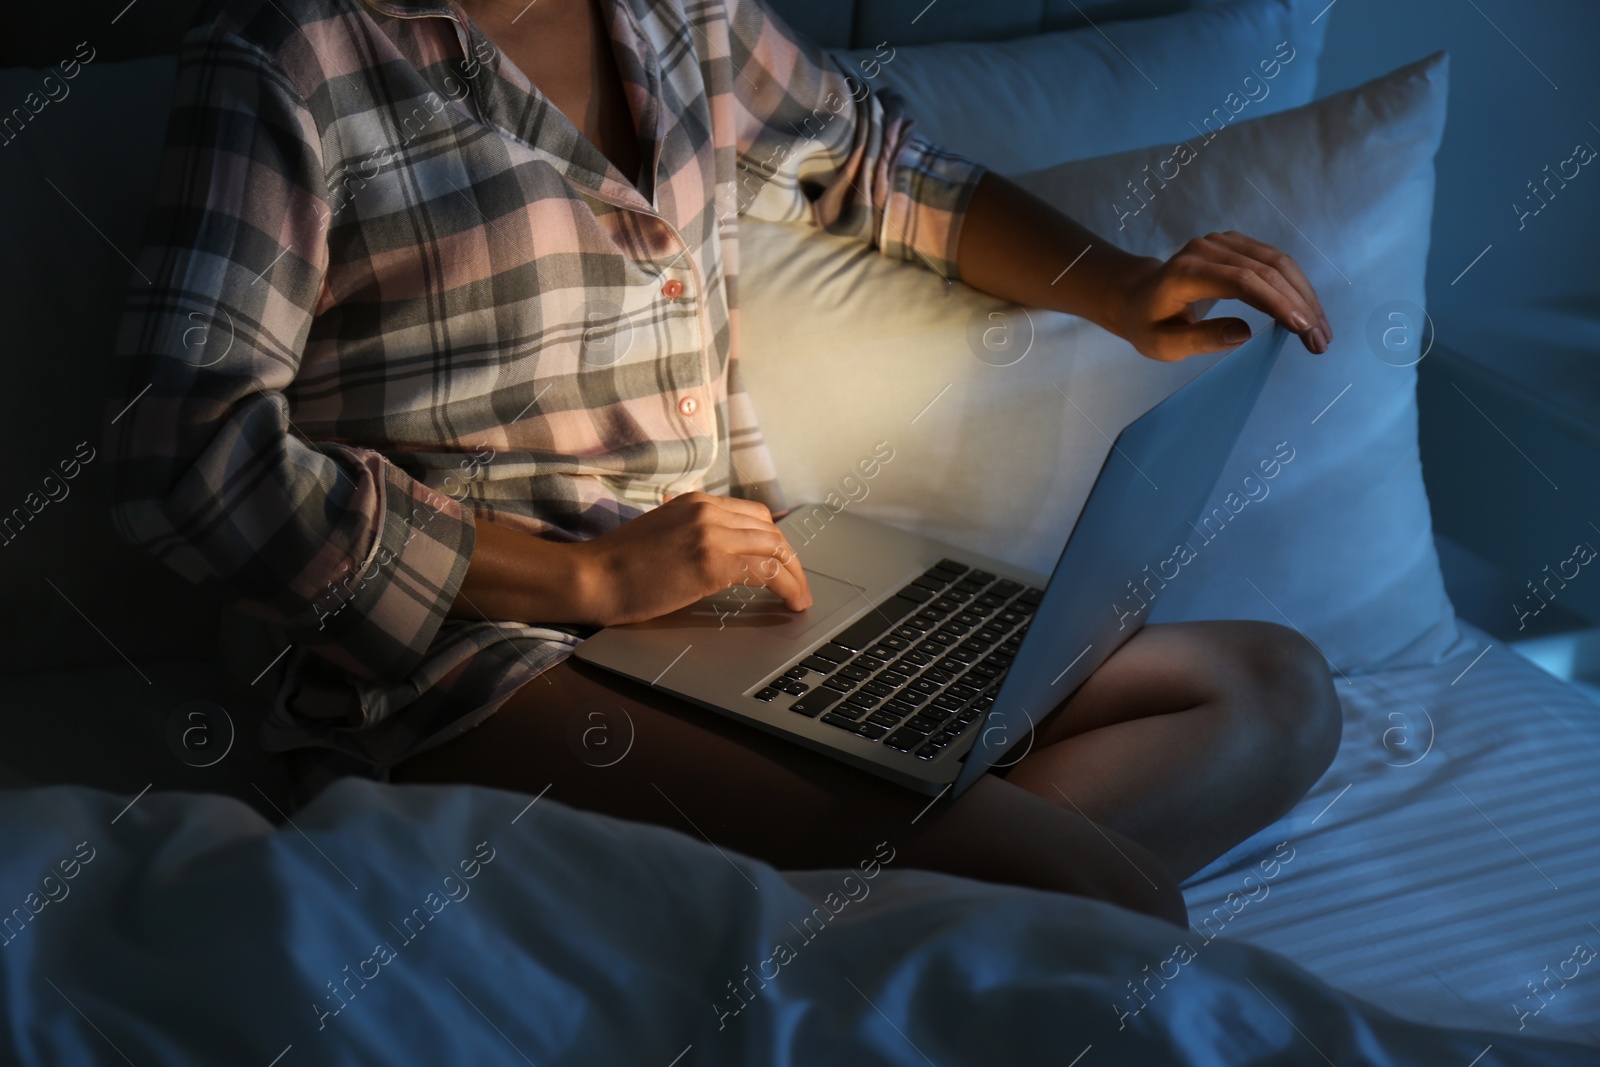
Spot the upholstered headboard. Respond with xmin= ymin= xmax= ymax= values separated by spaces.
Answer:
xmin=3 ymin=0 xmax=1208 ymax=66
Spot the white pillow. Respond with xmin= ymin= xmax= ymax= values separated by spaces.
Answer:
xmin=831 ymin=0 xmax=1328 ymax=176
xmin=737 ymin=52 xmax=1463 ymax=675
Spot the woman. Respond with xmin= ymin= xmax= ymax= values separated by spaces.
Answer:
xmin=105 ymin=0 xmax=1340 ymax=924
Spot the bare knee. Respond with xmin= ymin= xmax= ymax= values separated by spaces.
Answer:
xmin=1225 ymin=622 xmax=1342 ymax=812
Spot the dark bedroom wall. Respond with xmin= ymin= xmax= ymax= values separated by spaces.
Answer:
xmin=1312 ymin=0 xmax=1600 ymax=327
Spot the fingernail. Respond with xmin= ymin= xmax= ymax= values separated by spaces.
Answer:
xmin=1320 ymin=315 xmax=1333 ymax=342
xmin=1223 ymin=322 xmax=1251 ymax=345
xmin=1290 ymin=312 xmax=1311 ymax=331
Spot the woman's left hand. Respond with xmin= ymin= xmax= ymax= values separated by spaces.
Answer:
xmin=1106 ymin=231 xmax=1332 ymax=362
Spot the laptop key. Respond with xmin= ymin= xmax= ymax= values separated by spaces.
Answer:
xmin=897 ymin=585 xmax=935 ymax=604
xmin=831 ymin=596 xmax=922 ymax=651
xmin=789 ymin=689 xmax=842 ymax=717
xmin=862 ymin=680 xmax=896 ymax=698
xmin=821 ymin=712 xmax=863 ymax=731
xmin=821 ymin=675 xmax=857 ymax=692
xmin=866 ymin=709 xmax=904 ymax=728
xmin=754 ymin=687 xmax=781 ymax=702
xmin=784 ymin=667 xmax=809 ymax=679
xmin=935 ymin=559 xmax=970 ymax=575
xmin=856 ymin=722 xmax=890 ymax=741
xmin=876 ymin=672 xmax=910 ymax=689
xmin=778 ymin=680 xmax=809 ymax=695
xmin=837 ymin=664 xmax=873 ymax=681
xmin=923 ymin=667 xmax=956 ymax=685
xmin=991 ymin=579 xmax=1024 ymax=598
xmin=800 ymin=655 xmax=837 ymax=673
xmin=882 ymin=698 xmax=920 ymax=719
xmin=881 ymin=634 xmax=913 ymax=650
xmin=933 ymin=693 xmax=965 ymax=711
xmin=900 ymin=649 xmax=934 ymax=667
xmin=967 ymin=569 xmax=996 ymax=584
xmin=816 ymin=643 xmax=856 ymax=663
xmin=910 ymin=575 xmax=947 ymax=593
xmin=830 ymin=701 xmax=868 ymax=721
xmin=845 ymin=692 xmax=881 ymax=711
xmin=884 ymin=729 xmax=921 ymax=752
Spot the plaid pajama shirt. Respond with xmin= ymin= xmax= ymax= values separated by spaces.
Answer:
xmin=103 ymin=0 xmax=987 ymax=776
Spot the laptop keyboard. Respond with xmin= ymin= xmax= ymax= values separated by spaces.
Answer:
xmin=752 ymin=559 xmax=1044 ymax=762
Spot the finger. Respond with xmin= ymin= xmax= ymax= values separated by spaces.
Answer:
xmin=674 ymin=493 xmax=808 ymax=606
xmin=769 ymin=531 xmax=812 ymax=607
xmin=1206 ymin=231 xmax=1330 ymax=342
xmin=1148 ymin=315 xmax=1255 ymax=362
xmin=1165 ymin=257 xmax=1320 ymax=351
xmin=1189 ymin=242 xmax=1315 ymax=332
xmin=733 ymin=551 xmax=811 ymax=611
xmin=670 ymin=489 xmax=776 ymax=525
xmin=707 ymin=526 xmax=811 ymax=610
xmin=748 ymin=525 xmax=810 ymax=609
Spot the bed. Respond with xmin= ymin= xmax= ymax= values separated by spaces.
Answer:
xmin=2 ymin=0 xmax=1598 ymax=1061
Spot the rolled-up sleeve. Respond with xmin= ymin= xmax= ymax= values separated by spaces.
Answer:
xmin=102 ymin=27 xmax=476 ymax=688
xmin=725 ymin=0 xmax=988 ymax=279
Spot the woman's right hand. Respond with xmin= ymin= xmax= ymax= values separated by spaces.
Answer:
xmin=575 ymin=491 xmax=813 ymax=627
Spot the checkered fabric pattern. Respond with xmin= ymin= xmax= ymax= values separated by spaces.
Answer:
xmin=103 ymin=0 xmax=987 ymax=774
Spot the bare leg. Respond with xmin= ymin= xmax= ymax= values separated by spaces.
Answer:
xmin=1000 ymin=620 xmax=1342 ymax=881
xmin=389 ymin=657 xmax=1188 ymax=925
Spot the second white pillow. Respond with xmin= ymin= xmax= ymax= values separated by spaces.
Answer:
xmin=830 ymin=0 xmax=1327 ymax=175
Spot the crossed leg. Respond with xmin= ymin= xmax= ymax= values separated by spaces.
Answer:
xmin=999 ymin=619 xmax=1343 ymax=882
xmin=388 ymin=618 xmax=1339 ymax=922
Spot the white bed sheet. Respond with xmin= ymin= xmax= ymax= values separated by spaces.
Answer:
xmin=1 ymin=771 xmax=1592 ymax=1064
xmin=1181 ymin=616 xmax=1600 ymax=1046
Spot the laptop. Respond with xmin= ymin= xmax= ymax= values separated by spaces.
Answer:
xmin=574 ymin=323 xmax=1290 ymax=797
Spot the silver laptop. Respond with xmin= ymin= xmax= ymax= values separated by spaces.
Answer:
xmin=574 ymin=323 xmax=1290 ymax=797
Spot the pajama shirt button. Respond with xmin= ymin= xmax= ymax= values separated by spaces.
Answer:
xmin=678 ymin=395 xmax=698 ymax=416
xmin=661 ymin=278 xmax=685 ymax=299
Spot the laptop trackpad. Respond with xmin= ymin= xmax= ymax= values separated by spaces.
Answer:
xmin=622 ymin=569 xmax=864 ymax=643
